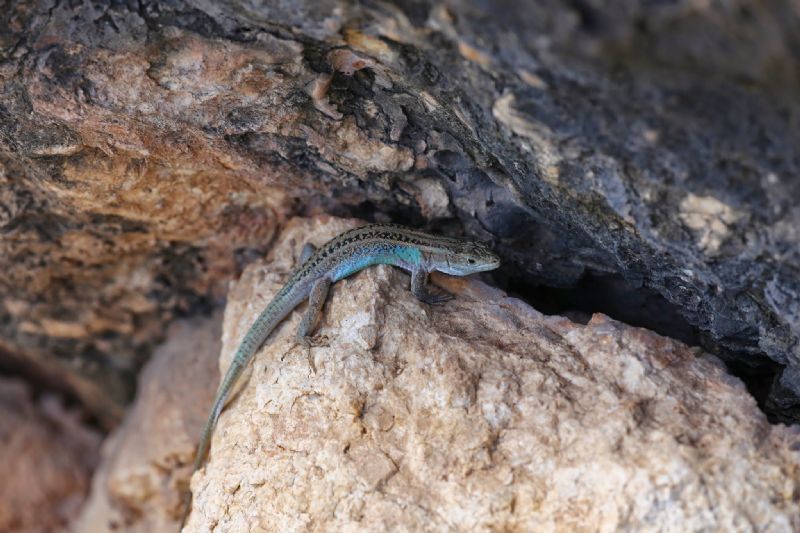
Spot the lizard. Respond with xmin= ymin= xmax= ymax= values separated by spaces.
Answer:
xmin=182 ymin=222 xmax=501 ymax=525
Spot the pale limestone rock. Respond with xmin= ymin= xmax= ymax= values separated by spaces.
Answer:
xmin=182 ymin=218 xmax=800 ymax=532
xmin=0 ymin=377 xmax=100 ymax=533
xmin=75 ymin=313 xmax=221 ymax=532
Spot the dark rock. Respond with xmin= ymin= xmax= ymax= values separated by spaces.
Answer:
xmin=0 ymin=0 xmax=798 ymax=422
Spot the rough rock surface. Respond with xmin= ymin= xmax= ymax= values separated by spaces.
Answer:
xmin=75 ymin=312 xmax=221 ymax=532
xmin=1 ymin=0 xmax=799 ymax=422
xmin=181 ymin=218 xmax=800 ymax=532
xmin=0 ymin=376 xmax=101 ymax=533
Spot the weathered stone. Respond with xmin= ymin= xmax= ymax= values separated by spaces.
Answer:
xmin=1 ymin=0 xmax=799 ymax=423
xmin=75 ymin=312 xmax=221 ymax=532
xmin=178 ymin=218 xmax=799 ymax=531
xmin=0 ymin=377 xmax=101 ymax=533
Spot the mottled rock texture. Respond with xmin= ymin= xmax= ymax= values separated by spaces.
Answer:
xmin=173 ymin=218 xmax=798 ymax=531
xmin=75 ymin=313 xmax=221 ymax=532
xmin=1 ymin=1 xmax=799 ymax=423
xmin=0 ymin=376 xmax=101 ymax=532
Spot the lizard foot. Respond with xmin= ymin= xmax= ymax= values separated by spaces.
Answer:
xmin=296 ymin=334 xmax=329 ymax=373
xmin=297 ymin=334 xmax=329 ymax=348
xmin=420 ymin=290 xmax=453 ymax=305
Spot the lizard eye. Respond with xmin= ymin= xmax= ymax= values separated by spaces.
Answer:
xmin=468 ymin=258 xmax=476 ymax=264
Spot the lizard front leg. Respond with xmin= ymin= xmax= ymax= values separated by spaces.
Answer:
xmin=410 ymin=266 xmax=453 ymax=304
xmin=296 ymin=277 xmax=331 ymax=371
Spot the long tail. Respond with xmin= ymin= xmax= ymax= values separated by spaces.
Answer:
xmin=194 ymin=330 xmax=262 ymax=468
xmin=179 ymin=333 xmax=264 ymax=528
xmin=181 ymin=282 xmax=304 ymax=527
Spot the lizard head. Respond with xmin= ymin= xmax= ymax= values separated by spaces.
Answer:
xmin=433 ymin=240 xmax=501 ymax=276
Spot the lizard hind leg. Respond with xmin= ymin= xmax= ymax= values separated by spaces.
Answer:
xmin=298 ymin=243 xmax=317 ymax=265
xmin=296 ymin=277 xmax=332 ymax=371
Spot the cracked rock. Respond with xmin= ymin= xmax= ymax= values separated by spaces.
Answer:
xmin=181 ymin=218 xmax=800 ymax=531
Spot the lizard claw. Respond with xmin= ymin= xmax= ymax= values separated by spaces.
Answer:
xmin=307 ymin=348 xmax=317 ymax=374
xmin=296 ymin=334 xmax=329 ymax=373
xmin=420 ymin=291 xmax=453 ymax=305
xmin=298 ymin=334 xmax=329 ymax=347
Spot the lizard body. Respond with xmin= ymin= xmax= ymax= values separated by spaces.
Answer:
xmin=183 ymin=223 xmax=500 ymax=523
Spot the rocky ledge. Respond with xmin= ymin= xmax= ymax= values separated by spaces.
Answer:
xmin=77 ymin=219 xmax=800 ymax=532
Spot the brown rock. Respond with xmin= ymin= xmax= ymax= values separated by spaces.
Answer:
xmin=0 ymin=377 xmax=101 ymax=533
xmin=3 ymin=0 xmax=800 ymax=426
xmin=179 ymin=218 xmax=800 ymax=531
xmin=75 ymin=313 xmax=221 ymax=532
